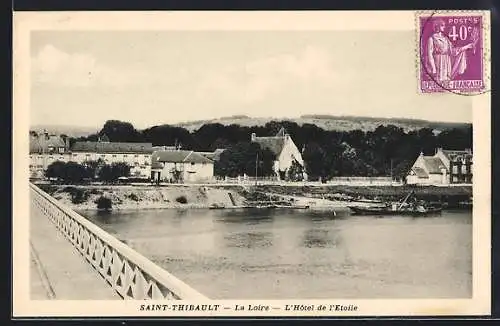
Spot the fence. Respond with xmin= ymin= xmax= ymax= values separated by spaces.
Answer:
xmin=30 ymin=183 xmax=208 ymax=300
xmin=212 ymin=176 xmax=399 ymax=186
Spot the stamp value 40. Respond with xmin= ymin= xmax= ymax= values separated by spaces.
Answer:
xmin=418 ymin=13 xmax=485 ymax=94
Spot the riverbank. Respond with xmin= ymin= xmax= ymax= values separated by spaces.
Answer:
xmin=36 ymin=183 xmax=248 ymax=211
xmin=35 ymin=182 xmax=472 ymax=211
xmin=248 ymin=184 xmax=472 ymax=208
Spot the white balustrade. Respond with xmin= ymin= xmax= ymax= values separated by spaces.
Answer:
xmin=30 ymin=183 xmax=208 ymax=301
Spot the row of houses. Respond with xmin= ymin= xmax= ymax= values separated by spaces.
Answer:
xmin=29 ymin=128 xmax=306 ymax=183
xmin=29 ymin=129 xmax=473 ymax=185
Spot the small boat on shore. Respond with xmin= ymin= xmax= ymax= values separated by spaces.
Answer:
xmin=209 ymin=203 xmax=226 ymax=209
xmin=348 ymin=191 xmax=442 ymax=217
xmin=348 ymin=205 xmax=442 ymax=216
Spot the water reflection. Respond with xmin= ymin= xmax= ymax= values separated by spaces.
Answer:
xmin=223 ymin=231 xmax=273 ymax=248
xmin=214 ymin=209 xmax=275 ymax=225
xmin=301 ymin=228 xmax=342 ymax=248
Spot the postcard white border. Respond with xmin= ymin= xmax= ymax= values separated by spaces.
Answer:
xmin=12 ymin=10 xmax=491 ymax=317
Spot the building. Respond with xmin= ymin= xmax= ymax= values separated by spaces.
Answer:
xmin=250 ymin=127 xmax=306 ymax=180
xmin=198 ymin=148 xmax=226 ymax=162
xmin=70 ymin=136 xmax=153 ymax=179
xmin=29 ymin=131 xmax=71 ymax=178
xmin=407 ymin=148 xmax=473 ymax=185
xmin=151 ymin=150 xmax=214 ymax=183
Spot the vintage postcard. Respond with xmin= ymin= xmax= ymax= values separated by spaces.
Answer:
xmin=12 ymin=10 xmax=491 ymax=317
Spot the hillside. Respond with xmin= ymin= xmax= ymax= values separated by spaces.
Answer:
xmin=30 ymin=124 xmax=98 ymax=137
xmin=175 ymin=115 xmax=471 ymax=133
xmin=31 ymin=114 xmax=471 ymax=138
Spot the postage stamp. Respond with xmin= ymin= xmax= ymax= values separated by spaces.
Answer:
xmin=418 ymin=13 xmax=485 ymax=94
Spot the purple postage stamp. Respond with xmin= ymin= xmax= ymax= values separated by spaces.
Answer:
xmin=418 ymin=13 xmax=484 ymax=94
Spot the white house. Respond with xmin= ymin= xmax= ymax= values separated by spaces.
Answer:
xmin=407 ymin=148 xmax=473 ymax=185
xmin=251 ymin=127 xmax=306 ymax=180
xmin=29 ymin=131 xmax=71 ymax=178
xmin=151 ymin=150 xmax=214 ymax=183
xmin=70 ymin=136 xmax=153 ymax=179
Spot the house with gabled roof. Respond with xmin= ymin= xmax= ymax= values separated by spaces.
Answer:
xmin=29 ymin=131 xmax=71 ymax=178
xmin=407 ymin=148 xmax=472 ymax=185
xmin=251 ymin=127 xmax=306 ymax=181
xmin=151 ymin=150 xmax=214 ymax=183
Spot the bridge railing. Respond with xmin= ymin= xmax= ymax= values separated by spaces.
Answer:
xmin=30 ymin=183 xmax=208 ymax=300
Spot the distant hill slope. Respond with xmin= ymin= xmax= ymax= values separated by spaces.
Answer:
xmin=174 ymin=114 xmax=471 ymax=133
xmin=30 ymin=125 xmax=98 ymax=137
xmin=31 ymin=114 xmax=471 ymax=137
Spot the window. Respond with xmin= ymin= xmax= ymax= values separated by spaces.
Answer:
xmin=145 ymin=155 xmax=149 ymax=159
xmin=191 ymin=162 xmax=195 ymax=166
xmin=134 ymin=154 xmax=139 ymax=158
xmin=124 ymin=155 xmax=128 ymax=158
xmin=73 ymin=154 xmax=78 ymax=157
xmin=112 ymin=155 xmax=117 ymax=158
xmin=58 ymin=147 xmax=65 ymax=153
xmin=86 ymin=154 xmax=91 ymax=157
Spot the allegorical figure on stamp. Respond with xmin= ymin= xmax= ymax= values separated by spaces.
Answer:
xmin=426 ymin=18 xmax=479 ymax=82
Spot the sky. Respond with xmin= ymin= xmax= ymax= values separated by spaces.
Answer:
xmin=30 ymin=30 xmax=472 ymax=129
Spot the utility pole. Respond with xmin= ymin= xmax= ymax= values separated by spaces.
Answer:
xmin=390 ymin=159 xmax=393 ymax=181
xmin=255 ymin=152 xmax=258 ymax=186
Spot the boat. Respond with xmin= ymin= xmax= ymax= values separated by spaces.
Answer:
xmin=348 ymin=205 xmax=442 ymax=216
xmin=348 ymin=191 xmax=442 ymax=216
xmin=209 ymin=203 xmax=226 ymax=209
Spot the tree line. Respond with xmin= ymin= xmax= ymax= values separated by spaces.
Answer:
xmin=70 ymin=119 xmax=472 ymax=181
xmin=45 ymin=160 xmax=131 ymax=183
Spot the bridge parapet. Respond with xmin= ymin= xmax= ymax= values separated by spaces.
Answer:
xmin=30 ymin=183 xmax=208 ymax=300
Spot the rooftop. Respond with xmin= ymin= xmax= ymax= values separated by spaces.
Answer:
xmin=71 ymin=141 xmax=153 ymax=154
xmin=422 ymin=157 xmax=448 ymax=174
xmin=152 ymin=150 xmax=214 ymax=165
xmin=30 ymin=134 xmax=66 ymax=154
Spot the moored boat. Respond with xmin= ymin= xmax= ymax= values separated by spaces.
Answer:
xmin=348 ymin=191 xmax=442 ymax=217
xmin=348 ymin=205 xmax=442 ymax=216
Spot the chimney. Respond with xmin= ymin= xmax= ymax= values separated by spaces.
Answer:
xmin=44 ymin=129 xmax=49 ymax=140
xmin=251 ymin=133 xmax=256 ymax=141
xmin=65 ymin=137 xmax=70 ymax=151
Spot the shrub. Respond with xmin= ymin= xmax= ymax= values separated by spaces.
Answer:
xmin=175 ymin=195 xmax=188 ymax=204
xmin=70 ymin=188 xmax=88 ymax=204
xmin=128 ymin=193 xmax=139 ymax=201
xmin=96 ymin=196 xmax=112 ymax=211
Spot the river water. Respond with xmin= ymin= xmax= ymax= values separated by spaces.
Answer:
xmin=80 ymin=208 xmax=472 ymax=299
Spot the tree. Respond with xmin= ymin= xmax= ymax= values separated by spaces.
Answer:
xmin=302 ymin=142 xmax=325 ymax=181
xmin=215 ymin=142 xmax=276 ymax=177
xmin=287 ymin=160 xmax=304 ymax=181
xmin=64 ymin=162 xmax=90 ymax=183
xmin=100 ymin=120 xmax=143 ymax=142
xmin=98 ymin=162 xmax=131 ymax=183
xmin=45 ymin=161 xmax=67 ymax=180
xmin=96 ymin=196 xmax=112 ymax=211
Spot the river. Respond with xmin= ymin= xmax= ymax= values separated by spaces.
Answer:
xmin=80 ymin=208 xmax=472 ymax=299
